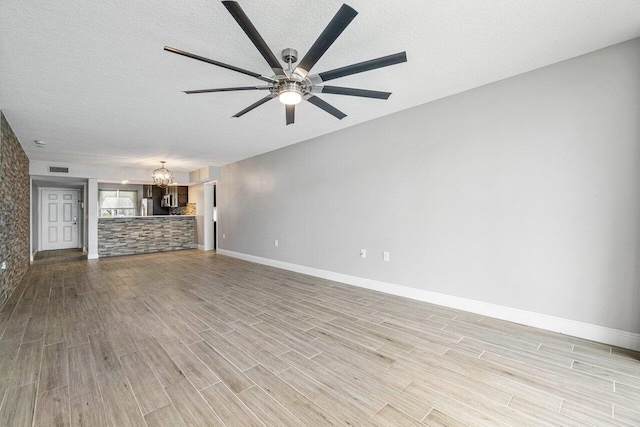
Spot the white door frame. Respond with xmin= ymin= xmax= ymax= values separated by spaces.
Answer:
xmin=38 ymin=187 xmax=82 ymax=251
xmin=203 ymin=180 xmax=217 ymax=251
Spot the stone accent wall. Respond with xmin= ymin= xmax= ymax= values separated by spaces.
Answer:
xmin=98 ymin=216 xmax=195 ymax=257
xmin=0 ymin=112 xmax=30 ymax=308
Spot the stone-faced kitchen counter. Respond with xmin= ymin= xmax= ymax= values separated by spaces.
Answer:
xmin=98 ymin=216 xmax=195 ymax=257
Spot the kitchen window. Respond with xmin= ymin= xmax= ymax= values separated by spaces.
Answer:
xmin=99 ymin=189 xmax=137 ymax=217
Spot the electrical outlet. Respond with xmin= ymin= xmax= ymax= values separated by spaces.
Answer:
xmin=360 ymin=249 xmax=366 ymax=259
xmin=274 ymin=239 xmax=279 ymax=247
xmin=383 ymin=251 xmax=390 ymax=262
xmin=0 ymin=261 xmax=6 ymax=273
xmin=222 ymin=234 xmax=226 ymax=240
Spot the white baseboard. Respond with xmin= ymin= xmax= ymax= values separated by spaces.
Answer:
xmin=30 ymin=250 xmax=38 ymax=263
xmin=218 ymin=249 xmax=640 ymax=351
xmin=87 ymin=253 xmax=99 ymax=260
xmin=197 ymin=244 xmax=205 ymax=250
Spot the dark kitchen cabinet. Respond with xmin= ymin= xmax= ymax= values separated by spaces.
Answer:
xmin=178 ymin=186 xmax=188 ymax=207
xmin=152 ymin=185 xmax=169 ymax=215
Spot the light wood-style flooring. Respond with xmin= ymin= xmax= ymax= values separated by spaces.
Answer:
xmin=1 ymin=249 xmax=639 ymax=426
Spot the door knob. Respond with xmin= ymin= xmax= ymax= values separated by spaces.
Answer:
xmin=73 ymin=216 xmax=77 ymax=225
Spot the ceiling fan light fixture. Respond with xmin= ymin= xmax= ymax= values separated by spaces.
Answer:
xmin=279 ymin=91 xmax=302 ymax=105
xmin=278 ymin=82 xmax=303 ymax=105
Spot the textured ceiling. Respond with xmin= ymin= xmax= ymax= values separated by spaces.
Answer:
xmin=1 ymin=0 xmax=639 ymax=171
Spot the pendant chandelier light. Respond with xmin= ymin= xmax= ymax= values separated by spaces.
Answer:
xmin=152 ymin=161 xmax=173 ymax=188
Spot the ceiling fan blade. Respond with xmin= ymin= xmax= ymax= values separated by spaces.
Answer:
xmin=293 ymin=4 xmax=358 ymax=79
xmin=164 ymin=46 xmax=274 ymax=83
xmin=305 ymin=95 xmax=346 ymax=120
xmin=311 ymin=52 xmax=407 ymax=83
xmin=232 ymin=94 xmax=276 ymax=118
xmin=286 ymin=104 xmax=295 ymax=125
xmin=222 ymin=1 xmax=285 ymax=76
xmin=184 ymin=86 xmax=270 ymax=94
xmin=318 ymin=86 xmax=391 ymax=100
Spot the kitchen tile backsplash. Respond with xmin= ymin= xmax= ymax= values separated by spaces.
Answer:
xmin=170 ymin=202 xmax=196 ymax=216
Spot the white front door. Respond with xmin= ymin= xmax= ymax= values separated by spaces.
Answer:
xmin=41 ymin=189 xmax=80 ymax=250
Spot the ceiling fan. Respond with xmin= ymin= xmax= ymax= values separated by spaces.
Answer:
xmin=164 ymin=1 xmax=407 ymax=125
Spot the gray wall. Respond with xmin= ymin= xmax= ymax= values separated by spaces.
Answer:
xmin=219 ymin=38 xmax=640 ymax=334
xmin=0 ymin=112 xmax=31 ymax=309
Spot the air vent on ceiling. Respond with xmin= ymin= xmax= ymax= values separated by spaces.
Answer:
xmin=48 ymin=166 xmax=69 ymax=174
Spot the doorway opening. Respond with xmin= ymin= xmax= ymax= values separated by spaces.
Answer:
xmin=32 ymin=177 xmax=88 ymax=260
xmin=213 ymin=183 xmax=217 ymax=250
xmin=203 ymin=181 xmax=217 ymax=251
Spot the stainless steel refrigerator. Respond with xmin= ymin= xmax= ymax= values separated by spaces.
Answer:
xmin=140 ymin=198 xmax=153 ymax=216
